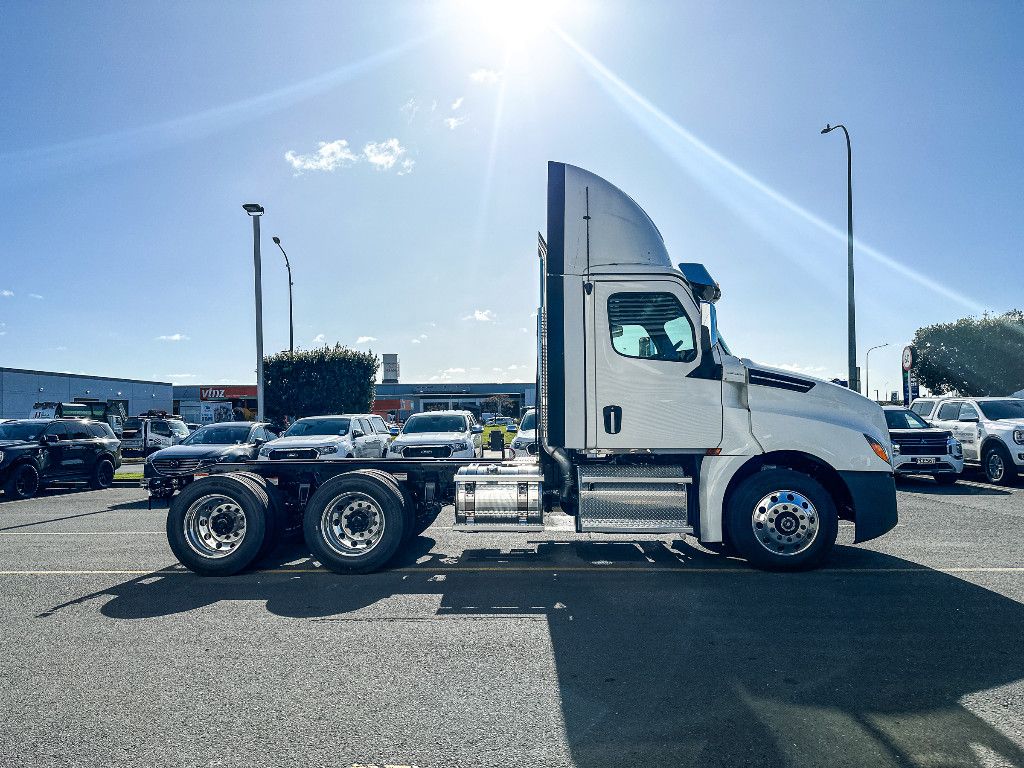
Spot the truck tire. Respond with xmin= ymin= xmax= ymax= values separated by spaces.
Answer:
xmin=725 ymin=468 xmax=838 ymax=571
xmin=166 ymin=474 xmax=270 ymax=576
xmin=303 ymin=471 xmax=407 ymax=574
xmin=4 ymin=463 xmax=40 ymax=500
xmin=230 ymin=471 xmax=284 ymax=559
xmin=89 ymin=457 xmax=115 ymax=490
xmin=353 ymin=469 xmax=415 ymax=542
xmin=983 ymin=444 xmax=1018 ymax=485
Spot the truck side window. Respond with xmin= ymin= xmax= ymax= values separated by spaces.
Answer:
xmin=959 ymin=403 xmax=979 ymax=421
xmin=936 ymin=402 xmax=961 ymax=420
xmin=608 ymin=292 xmax=697 ymax=363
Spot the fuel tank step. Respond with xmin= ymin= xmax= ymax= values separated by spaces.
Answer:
xmin=577 ymin=465 xmax=691 ymax=533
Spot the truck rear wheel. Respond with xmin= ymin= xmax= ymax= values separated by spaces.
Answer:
xmin=725 ymin=468 xmax=838 ymax=571
xmin=303 ymin=471 xmax=406 ymax=573
xmin=167 ymin=475 xmax=270 ymax=576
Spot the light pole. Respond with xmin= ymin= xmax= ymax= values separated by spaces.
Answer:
xmin=821 ymin=123 xmax=858 ymax=393
xmin=272 ymin=236 xmax=294 ymax=355
xmin=864 ymin=342 xmax=889 ymax=404
xmin=243 ymin=203 xmax=265 ymax=421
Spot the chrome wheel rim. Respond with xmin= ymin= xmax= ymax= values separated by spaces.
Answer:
xmin=987 ymin=453 xmax=1005 ymax=482
xmin=183 ymin=494 xmax=247 ymax=559
xmin=320 ymin=492 xmax=385 ymax=557
xmin=751 ymin=489 xmax=819 ymax=557
xmin=16 ymin=467 xmax=38 ymax=497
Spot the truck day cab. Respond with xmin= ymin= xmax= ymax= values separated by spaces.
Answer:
xmin=166 ymin=163 xmax=897 ymax=576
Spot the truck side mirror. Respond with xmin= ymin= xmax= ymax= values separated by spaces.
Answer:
xmin=43 ymin=434 xmax=59 ymax=444
xmin=352 ymin=429 xmax=365 ymax=439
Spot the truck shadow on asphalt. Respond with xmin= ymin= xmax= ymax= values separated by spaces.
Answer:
xmin=41 ymin=540 xmax=1024 ymax=768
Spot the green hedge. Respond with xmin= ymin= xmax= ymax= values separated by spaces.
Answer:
xmin=263 ymin=344 xmax=379 ymax=422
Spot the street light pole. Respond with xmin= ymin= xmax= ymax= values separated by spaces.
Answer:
xmin=821 ymin=123 xmax=858 ymax=393
xmin=272 ymin=236 xmax=294 ymax=355
xmin=243 ymin=203 xmax=266 ymax=421
xmin=864 ymin=342 xmax=889 ymax=404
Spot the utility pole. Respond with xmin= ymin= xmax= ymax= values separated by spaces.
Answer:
xmin=243 ymin=203 xmax=266 ymax=420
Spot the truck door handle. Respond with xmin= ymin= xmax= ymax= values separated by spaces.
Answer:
xmin=603 ymin=405 xmax=622 ymax=434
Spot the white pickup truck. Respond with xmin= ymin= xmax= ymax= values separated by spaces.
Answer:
xmin=164 ymin=162 xmax=898 ymax=576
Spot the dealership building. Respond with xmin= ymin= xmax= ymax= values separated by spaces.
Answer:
xmin=171 ymin=384 xmax=258 ymax=424
xmin=372 ymin=381 xmax=536 ymax=422
xmin=0 ymin=367 xmax=172 ymax=419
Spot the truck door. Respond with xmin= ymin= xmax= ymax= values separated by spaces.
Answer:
xmin=588 ymin=279 xmax=723 ymax=450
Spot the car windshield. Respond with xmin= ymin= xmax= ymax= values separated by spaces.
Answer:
xmin=403 ymin=414 xmax=467 ymax=434
xmin=520 ymin=412 xmax=536 ymax=431
xmin=285 ymin=418 xmax=351 ymax=437
xmin=184 ymin=425 xmax=251 ymax=445
xmin=488 ymin=417 xmax=514 ymax=426
xmin=0 ymin=422 xmax=46 ymax=441
xmin=885 ymin=409 xmax=930 ymax=430
xmin=978 ymin=400 xmax=1024 ymax=421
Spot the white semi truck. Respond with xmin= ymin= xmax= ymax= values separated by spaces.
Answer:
xmin=166 ymin=162 xmax=897 ymax=576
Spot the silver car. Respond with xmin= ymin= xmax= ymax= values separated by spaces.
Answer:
xmin=386 ymin=410 xmax=483 ymax=459
xmin=258 ymin=414 xmax=393 ymax=460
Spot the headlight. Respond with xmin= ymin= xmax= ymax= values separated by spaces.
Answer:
xmin=258 ymin=445 xmax=272 ymax=457
xmin=864 ymin=434 xmax=890 ymax=465
xmin=891 ymin=442 xmax=901 ymax=455
xmin=450 ymin=441 xmax=471 ymax=451
xmin=1014 ymin=430 xmax=1024 ymax=445
xmin=949 ymin=438 xmax=963 ymax=458
xmin=388 ymin=443 xmax=404 ymax=454
xmin=318 ymin=445 xmax=338 ymax=455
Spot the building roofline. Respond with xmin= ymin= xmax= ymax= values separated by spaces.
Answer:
xmin=0 ymin=366 xmax=171 ymax=386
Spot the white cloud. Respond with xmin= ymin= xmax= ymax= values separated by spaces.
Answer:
xmin=28 ymin=293 xmax=43 ymax=299
xmin=507 ymin=364 xmax=519 ymax=370
xmin=470 ymin=68 xmax=502 ymax=85
xmin=451 ymin=96 xmax=464 ymax=110
xmin=397 ymin=158 xmax=415 ymax=176
xmin=1 ymin=289 xmax=13 ymax=297
xmin=493 ymin=367 xmax=503 ymax=372
xmin=411 ymin=338 xmax=421 ymax=344
xmin=444 ymin=116 xmax=468 ymax=130
xmin=156 ymin=333 xmax=189 ymax=342
xmin=168 ymin=373 xmax=197 ymax=379
xmin=419 ymin=333 xmax=428 ymax=339
xmin=284 ymin=140 xmax=359 ymax=173
xmin=312 ymin=333 xmax=326 ymax=343
xmin=355 ymin=336 xmax=377 ymax=344
xmin=55 ymin=345 xmax=67 ymax=351
xmin=444 ymin=367 xmax=466 ymax=374
xmin=400 ymin=98 xmax=419 ymax=122
xmin=363 ymin=138 xmax=407 ymax=171
xmin=463 ymin=309 xmax=495 ymax=322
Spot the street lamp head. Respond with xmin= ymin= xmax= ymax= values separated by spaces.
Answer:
xmin=242 ymin=203 xmax=265 ymax=216
xmin=272 ymin=236 xmax=281 ymax=245
xmin=821 ymin=124 xmax=834 ymax=134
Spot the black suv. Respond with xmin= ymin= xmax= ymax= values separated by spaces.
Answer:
xmin=0 ymin=419 xmax=122 ymax=500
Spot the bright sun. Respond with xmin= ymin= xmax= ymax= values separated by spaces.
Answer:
xmin=463 ymin=0 xmax=563 ymax=50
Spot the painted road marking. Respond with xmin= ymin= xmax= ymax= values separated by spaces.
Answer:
xmin=0 ymin=531 xmax=163 ymax=536
xmin=1 ymin=566 xmax=1023 ymax=576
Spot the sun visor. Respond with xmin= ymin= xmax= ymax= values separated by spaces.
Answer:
xmin=547 ymin=162 xmax=672 ymax=276
xmin=677 ymin=262 xmax=721 ymax=303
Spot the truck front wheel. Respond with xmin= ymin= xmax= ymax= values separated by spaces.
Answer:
xmin=725 ymin=468 xmax=838 ymax=571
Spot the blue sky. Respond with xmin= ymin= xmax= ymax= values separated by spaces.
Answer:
xmin=2 ymin=1 xmax=1021 ymax=397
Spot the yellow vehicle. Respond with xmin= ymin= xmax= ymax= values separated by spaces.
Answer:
xmin=481 ymin=416 xmax=518 ymax=447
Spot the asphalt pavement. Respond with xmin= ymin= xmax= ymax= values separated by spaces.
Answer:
xmin=1 ymin=475 xmax=1023 ymax=768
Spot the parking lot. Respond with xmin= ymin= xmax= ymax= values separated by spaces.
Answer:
xmin=1 ymin=478 xmax=1023 ymax=768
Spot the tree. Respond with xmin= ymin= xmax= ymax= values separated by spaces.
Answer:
xmin=911 ymin=310 xmax=1024 ymax=396
xmin=263 ymin=344 xmax=379 ymax=424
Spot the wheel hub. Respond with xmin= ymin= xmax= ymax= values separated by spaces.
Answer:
xmin=183 ymin=495 xmax=247 ymax=559
xmin=322 ymin=493 xmax=386 ymax=556
xmin=751 ymin=490 xmax=819 ymax=557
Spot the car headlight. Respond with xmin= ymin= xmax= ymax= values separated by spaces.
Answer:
xmin=891 ymin=442 xmax=900 ymax=455
xmin=388 ymin=443 xmax=404 ymax=454
xmin=318 ymin=445 xmax=338 ymax=455
xmin=1014 ymin=430 xmax=1024 ymax=445
xmin=258 ymin=445 xmax=272 ymax=457
xmin=450 ymin=441 xmax=471 ymax=451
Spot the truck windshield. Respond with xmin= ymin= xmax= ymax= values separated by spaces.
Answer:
xmin=0 ymin=422 xmax=45 ymax=441
xmin=124 ymin=418 xmax=143 ymax=432
xmin=285 ymin=418 xmax=351 ymax=437
xmin=520 ymin=411 xmax=536 ymax=431
xmin=978 ymin=399 xmax=1024 ymax=421
xmin=184 ymin=425 xmax=251 ymax=445
xmin=884 ymin=410 xmax=930 ymax=429
xmin=403 ymin=415 xmax=467 ymax=434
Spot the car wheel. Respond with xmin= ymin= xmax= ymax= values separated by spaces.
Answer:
xmin=725 ymin=468 xmax=839 ymax=571
xmin=4 ymin=463 xmax=41 ymax=500
xmin=303 ymin=471 xmax=406 ymax=574
xmin=167 ymin=475 xmax=270 ymax=576
xmin=983 ymin=444 xmax=1018 ymax=485
xmin=90 ymin=458 xmax=115 ymax=490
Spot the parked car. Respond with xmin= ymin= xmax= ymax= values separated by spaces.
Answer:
xmin=481 ymin=416 xmax=518 ymax=447
xmin=509 ymin=408 xmax=537 ymax=458
xmin=0 ymin=418 xmax=121 ymax=499
xmin=387 ymin=410 xmax=483 ymax=459
xmin=882 ymin=406 xmax=962 ymax=484
xmin=923 ymin=397 xmax=1024 ymax=484
xmin=142 ymin=421 xmax=276 ymax=499
xmin=30 ymin=401 xmax=126 ymax=437
xmin=258 ymin=414 xmax=393 ymax=461
xmin=185 ymin=423 xmax=202 ymax=433
xmin=120 ymin=414 xmax=190 ymax=456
